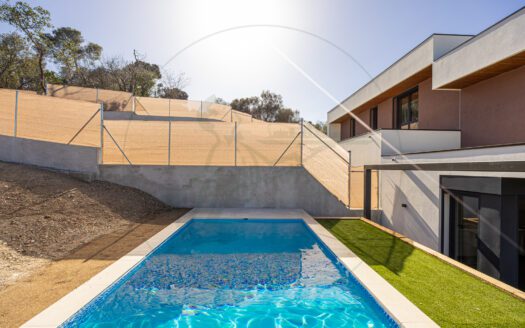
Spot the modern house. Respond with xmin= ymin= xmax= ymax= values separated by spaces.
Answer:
xmin=327 ymin=8 xmax=525 ymax=290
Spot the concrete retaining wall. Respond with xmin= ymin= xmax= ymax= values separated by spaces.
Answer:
xmin=0 ymin=135 xmax=99 ymax=174
xmin=99 ymin=165 xmax=353 ymax=217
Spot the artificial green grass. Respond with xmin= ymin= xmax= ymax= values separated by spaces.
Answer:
xmin=318 ymin=219 xmax=525 ymax=328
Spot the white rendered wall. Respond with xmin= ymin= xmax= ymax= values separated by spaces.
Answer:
xmin=378 ymin=146 xmax=525 ymax=250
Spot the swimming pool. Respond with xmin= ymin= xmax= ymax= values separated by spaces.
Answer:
xmin=61 ymin=219 xmax=397 ymax=327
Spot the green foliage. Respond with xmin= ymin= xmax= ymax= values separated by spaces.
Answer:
xmin=157 ymin=86 xmax=188 ymax=100
xmin=0 ymin=32 xmax=39 ymax=89
xmin=230 ymin=96 xmax=259 ymax=114
xmin=230 ymin=90 xmax=301 ymax=122
xmin=0 ymin=1 xmax=188 ymax=98
xmin=310 ymin=120 xmax=327 ymax=134
xmin=47 ymin=27 xmax=102 ymax=84
xmin=319 ymin=219 xmax=525 ymax=327
xmin=0 ymin=1 xmax=52 ymax=93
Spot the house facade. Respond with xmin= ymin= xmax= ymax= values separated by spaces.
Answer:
xmin=327 ymin=8 xmax=525 ymax=291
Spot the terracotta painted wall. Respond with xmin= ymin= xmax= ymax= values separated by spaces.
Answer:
xmin=460 ymin=65 xmax=525 ymax=147
xmin=355 ymin=110 xmax=370 ymax=135
xmin=336 ymin=76 xmax=462 ymax=141
xmin=377 ymin=99 xmax=393 ymax=129
xmin=418 ymin=78 xmax=460 ymax=130
xmin=340 ymin=117 xmax=351 ymax=140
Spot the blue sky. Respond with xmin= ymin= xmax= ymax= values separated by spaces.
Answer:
xmin=1 ymin=0 xmax=524 ymax=121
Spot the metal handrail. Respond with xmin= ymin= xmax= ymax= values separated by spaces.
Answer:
xmin=103 ymin=125 xmax=133 ymax=165
xmin=302 ymin=123 xmax=349 ymax=164
xmin=67 ymin=108 xmax=101 ymax=144
xmin=273 ymin=131 xmax=301 ymax=166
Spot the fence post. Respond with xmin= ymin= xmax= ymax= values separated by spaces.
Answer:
xmin=168 ymin=121 xmax=172 ymax=165
xmin=14 ymin=90 xmax=19 ymax=137
xmin=132 ymin=96 xmax=136 ymax=113
xmin=348 ymin=151 xmax=352 ymax=207
xmin=230 ymin=109 xmax=233 ymax=122
xmin=234 ymin=122 xmax=237 ymax=166
xmin=200 ymin=101 xmax=203 ymax=118
xmin=168 ymin=99 xmax=171 ymax=117
xmin=95 ymin=88 xmax=99 ymax=103
xmin=99 ymin=103 xmax=104 ymax=164
xmin=300 ymin=118 xmax=304 ymax=166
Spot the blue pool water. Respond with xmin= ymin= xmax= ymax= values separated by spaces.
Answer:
xmin=63 ymin=219 xmax=397 ymax=327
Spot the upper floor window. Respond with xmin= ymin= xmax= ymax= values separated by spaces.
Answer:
xmin=350 ymin=118 xmax=356 ymax=137
xmin=396 ymin=88 xmax=418 ymax=129
xmin=370 ymin=107 xmax=378 ymax=130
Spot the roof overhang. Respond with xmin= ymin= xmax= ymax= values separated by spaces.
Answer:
xmin=328 ymin=34 xmax=472 ymax=124
xmin=433 ymin=8 xmax=525 ymax=89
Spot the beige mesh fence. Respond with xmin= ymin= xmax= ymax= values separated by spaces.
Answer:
xmin=102 ymin=121 xmax=300 ymax=166
xmin=135 ymin=97 xmax=201 ymax=118
xmin=349 ymin=167 xmax=380 ymax=209
xmin=302 ymin=123 xmax=349 ymax=205
xmin=0 ymin=88 xmax=101 ymax=147
xmin=170 ymin=122 xmax=235 ymax=165
xmin=47 ymin=84 xmax=133 ymax=111
xmin=47 ymin=85 xmax=258 ymax=122
xmin=237 ymin=122 xmax=301 ymax=166
xmin=0 ymin=89 xmax=16 ymax=136
xmin=103 ymin=120 xmax=169 ymax=165
xmin=231 ymin=110 xmax=253 ymax=123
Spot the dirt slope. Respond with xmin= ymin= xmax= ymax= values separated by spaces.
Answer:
xmin=0 ymin=161 xmax=171 ymax=288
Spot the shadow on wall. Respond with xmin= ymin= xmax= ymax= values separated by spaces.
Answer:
xmin=379 ymin=173 xmax=439 ymax=249
xmin=321 ymin=220 xmax=414 ymax=274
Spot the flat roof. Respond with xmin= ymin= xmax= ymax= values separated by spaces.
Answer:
xmin=328 ymin=34 xmax=472 ymax=124
xmin=433 ymin=6 xmax=525 ymax=89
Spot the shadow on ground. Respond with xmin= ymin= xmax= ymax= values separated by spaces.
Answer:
xmin=319 ymin=219 xmax=414 ymax=274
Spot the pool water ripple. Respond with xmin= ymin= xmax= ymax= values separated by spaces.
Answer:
xmin=62 ymin=220 xmax=397 ymax=327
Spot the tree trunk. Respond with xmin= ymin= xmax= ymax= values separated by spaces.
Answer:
xmin=37 ymin=50 xmax=46 ymax=94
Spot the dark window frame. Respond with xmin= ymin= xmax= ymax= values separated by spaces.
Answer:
xmin=350 ymin=118 xmax=356 ymax=137
xmin=370 ymin=107 xmax=378 ymax=130
xmin=395 ymin=87 xmax=419 ymax=129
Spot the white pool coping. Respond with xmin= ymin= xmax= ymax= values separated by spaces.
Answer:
xmin=23 ymin=208 xmax=438 ymax=327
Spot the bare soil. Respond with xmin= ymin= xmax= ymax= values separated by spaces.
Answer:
xmin=0 ymin=161 xmax=171 ymax=288
xmin=0 ymin=210 xmax=188 ymax=328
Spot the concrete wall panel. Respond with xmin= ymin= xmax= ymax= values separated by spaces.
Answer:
xmin=99 ymin=165 xmax=353 ymax=217
xmin=0 ymin=135 xmax=99 ymax=174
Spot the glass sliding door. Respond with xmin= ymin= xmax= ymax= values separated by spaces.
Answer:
xmin=451 ymin=193 xmax=480 ymax=269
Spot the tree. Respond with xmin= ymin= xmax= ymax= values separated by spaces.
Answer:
xmin=47 ymin=27 xmax=102 ymax=84
xmin=311 ymin=120 xmax=327 ymax=134
xmin=155 ymin=72 xmax=189 ymax=99
xmin=230 ymin=90 xmax=301 ymax=122
xmin=253 ymin=90 xmax=282 ymax=122
xmin=157 ymin=85 xmax=188 ymax=100
xmin=230 ymin=96 xmax=259 ymax=114
xmin=275 ymin=108 xmax=300 ymax=123
xmin=0 ymin=1 xmax=52 ymax=93
xmin=213 ymin=97 xmax=228 ymax=105
xmin=0 ymin=32 xmax=40 ymax=90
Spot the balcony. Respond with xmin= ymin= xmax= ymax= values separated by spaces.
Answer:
xmin=338 ymin=129 xmax=461 ymax=166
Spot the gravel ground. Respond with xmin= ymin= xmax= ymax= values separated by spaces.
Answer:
xmin=0 ymin=161 xmax=170 ymax=288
